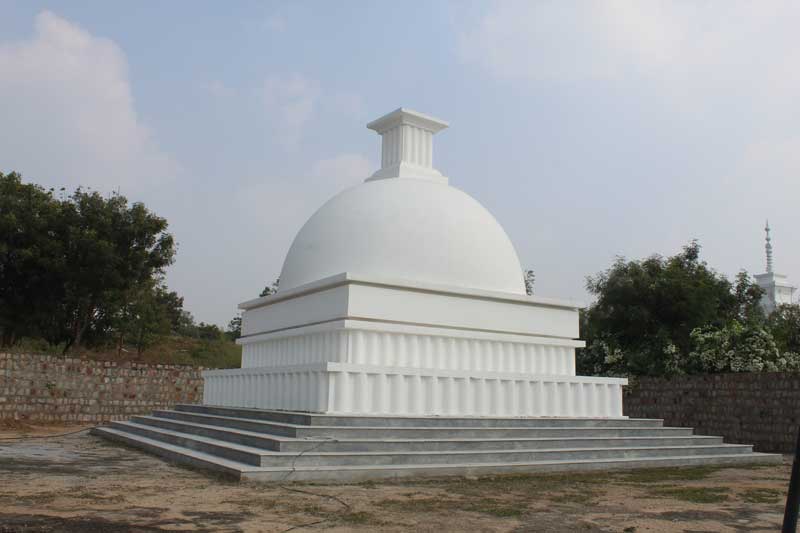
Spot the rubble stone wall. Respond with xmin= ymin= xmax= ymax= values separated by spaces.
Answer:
xmin=0 ymin=352 xmax=203 ymax=423
xmin=624 ymin=372 xmax=800 ymax=453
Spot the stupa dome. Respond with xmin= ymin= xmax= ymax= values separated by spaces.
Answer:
xmin=278 ymin=108 xmax=526 ymax=295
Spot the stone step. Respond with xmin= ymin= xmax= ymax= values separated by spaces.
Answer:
xmin=152 ymin=410 xmax=694 ymax=440
xmin=110 ymin=421 xmax=266 ymax=466
xmin=108 ymin=421 xmax=753 ymax=468
xmin=133 ymin=415 xmax=722 ymax=453
xmin=175 ymin=404 xmax=664 ymax=428
xmin=91 ymin=426 xmax=782 ymax=483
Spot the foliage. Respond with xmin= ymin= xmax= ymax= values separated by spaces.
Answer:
xmin=0 ymin=172 xmax=66 ymax=346
xmin=578 ymin=241 xmax=772 ymax=377
xmin=197 ymin=322 xmax=224 ymax=341
xmin=0 ymin=171 xmax=184 ymax=354
xmin=112 ymin=282 xmax=176 ymax=355
xmin=688 ymin=320 xmax=800 ymax=372
xmin=58 ymin=186 xmax=175 ymax=351
xmin=260 ymin=278 xmax=280 ymax=297
xmin=524 ymin=269 xmax=535 ymax=296
xmin=768 ymin=304 xmax=800 ymax=355
xmin=226 ymin=315 xmax=242 ymax=341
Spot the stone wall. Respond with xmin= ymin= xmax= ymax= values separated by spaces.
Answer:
xmin=0 ymin=352 xmax=203 ymax=424
xmin=624 ymin=373 xmax=800 ymax=453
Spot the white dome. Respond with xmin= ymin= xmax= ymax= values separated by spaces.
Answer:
xmin=279 ymin=178 xmax=526 ymax=295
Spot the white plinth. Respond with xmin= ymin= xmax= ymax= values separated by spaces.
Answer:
xmin=203 ymin=274 xmax=627 ymax=418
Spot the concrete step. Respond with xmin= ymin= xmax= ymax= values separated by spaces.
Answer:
xmin=108 ymin=421 xmax=753 ymax=468
xmin=133 ymin=415 xmax=722 ymax=453
xmin=175 ymin=404 xmax=664 ymax=428
xmin=250 ymin=444 xmax=755 ymax=468
xmin=109 ymin=421 xmax=267 ymax=466
xmin=91 ymin=426 xmax=782 ymax=483
xmin=240 ymin=453 xmax=784 ymax=483
xmin=131 ymin=415 xmax=287 ymax=451
xmin=152 ymin=410 xmax=694 ymax=440
xmin=92 ymin=426 xmax=251 ymax=478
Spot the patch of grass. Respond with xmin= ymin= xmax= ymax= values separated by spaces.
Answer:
xmin=740 ymin=488 xmax=783 ymax=504
xmin=614 ymin=466 xmax=722 ymax=484
xmin=377 ymin=497 xmax=527 ymax=518
xmin=548 ymin=490 xmax=597 ymax=505
xmin=650 ymin=486 xmax=730 ymax=504
xmin=419 ymin=471 xmax=602 ymax=499
xmin=377 ymin=497 xmax=452 ymax=514
xmin=460 ymin=499 xmax=527 ymax=518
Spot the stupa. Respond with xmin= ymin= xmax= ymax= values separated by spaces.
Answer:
xmin=203 ymin=108 xmax=627 ymax=417
xmin=95 ymin=109 xmax=779 ymax=481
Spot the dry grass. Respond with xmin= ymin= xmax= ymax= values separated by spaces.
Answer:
xmin=0 ymin=431 xmax=791 ymax=532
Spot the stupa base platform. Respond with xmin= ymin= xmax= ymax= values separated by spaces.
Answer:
xmin=92 ymin=404 xmax=781 ymax=482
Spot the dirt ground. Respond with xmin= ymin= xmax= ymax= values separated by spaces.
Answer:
xmin=0 ymin=424 xmax=791 ymax=532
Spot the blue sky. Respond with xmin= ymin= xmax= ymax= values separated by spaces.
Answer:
xmin=2 ymin=1 xmax=799 ymax=326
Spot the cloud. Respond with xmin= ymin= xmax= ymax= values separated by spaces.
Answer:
xmin=0 ymin=11 xmax=178 ymax=193
xmin=458 ymin=1 xmax=800 ymax=96
xmin=262 ymin=74 xmax=319 ymax=149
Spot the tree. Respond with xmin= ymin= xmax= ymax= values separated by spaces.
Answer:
xmin=112 ymin=281 xmax=173 ymax=356
xmin=0 ymin=172 xmax=66 ymax=346
xmin=58 ymin=188 xmax=175 ymax=352
xmin=688 ymin=320 xmax=800 ymax=372
xmin=579 ymin=241 xmax=754 ymax=376
xmin=524 ymin=269 xmax=535 ymax=296
xmin=0 ymin=172 xmax=177 ymax=352
xmin=768 ymin=304 xmax=800 ymax=355
xmin=176 ymin=310 xmax=199 ymax=338
xmin=260 ymin=278 xmax=280 ymax=297
xmin=197 ymin=322 xmax=223 ymax=341
xmin=226 ymin=315 xmax=242 ymax=341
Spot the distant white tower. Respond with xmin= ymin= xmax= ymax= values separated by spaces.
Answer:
xmin=755 ymin=220 xmax=796 ymax=314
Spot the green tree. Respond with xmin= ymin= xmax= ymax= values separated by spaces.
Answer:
xmin=59 ymin=188 xmax=175 ymax=351
xmin=197 ymin=322 xmax=223 ymax=341
xmin=0 ymin=172 xmax=66 ymax=346
xmin=260 ymin=278 xmax=280 ymax=297
xmin=176 ymin=310 xmax=199 ymax=338
xmin=579 ymin=241 xmax=756 ymax=376
xmin=112 ymin=281 xmax=173 ymax=356
xmin=226 ymin=315 xmax=242 ymax=341
xmin=688 ymin=320 xmax=800 ymax=372
xmin=768 ymin=304 xmax=800 ymax=355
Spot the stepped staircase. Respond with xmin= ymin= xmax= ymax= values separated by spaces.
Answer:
xmin=92 ymin=404 xmax=781 ymax=482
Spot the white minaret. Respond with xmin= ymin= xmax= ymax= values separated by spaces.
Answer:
xmin=755 ymin=220 xmax=795 ymax=314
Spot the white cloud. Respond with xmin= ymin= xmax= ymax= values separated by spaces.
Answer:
xmin=458 ymin=1 xmax=800 ymax=97
xmin=262 ymin=74 xmax=319 ymax=149
xmin=0 ymin=11 xmax=178 ymax=193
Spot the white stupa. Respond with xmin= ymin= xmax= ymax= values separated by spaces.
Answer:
xmin=756 ymin=221 xmax=796 ymax=314
xmin=203 ymin=108 xmax=627 ymax=417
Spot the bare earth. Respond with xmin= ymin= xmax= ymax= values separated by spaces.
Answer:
xmin=0 ymin=424 xmax=791 ymax=532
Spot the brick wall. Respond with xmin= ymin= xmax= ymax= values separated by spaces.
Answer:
xmin=624 ymin=373 xmax=800 ymax=453
xmin=0 ymin=352 xmax=204 ymax=424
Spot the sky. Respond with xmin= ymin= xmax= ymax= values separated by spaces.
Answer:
xmin=1 ymin=1 xmax=799 ymax=327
